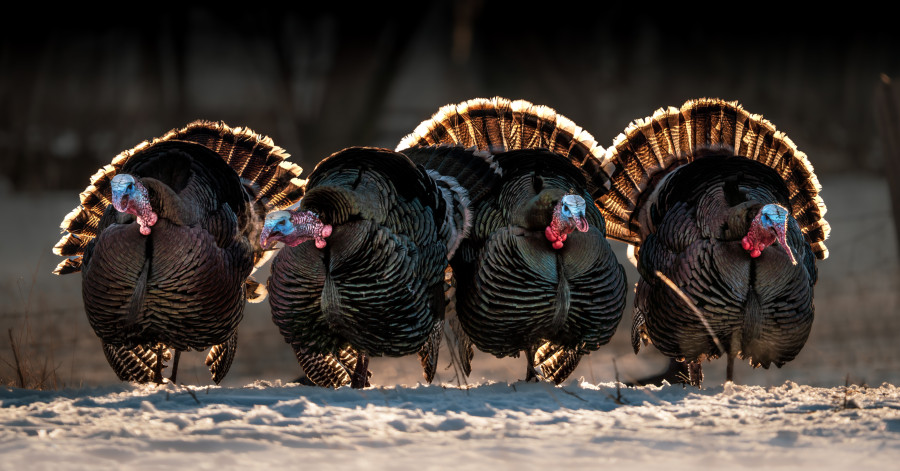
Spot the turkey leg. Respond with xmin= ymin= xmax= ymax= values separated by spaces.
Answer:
xmin=350 ymin=351 xmax=370 ymax=389
xmin=153 ymin=344 xmax=165 ymax=384
xmin=169 ymin=350 xmax=181 ymax=384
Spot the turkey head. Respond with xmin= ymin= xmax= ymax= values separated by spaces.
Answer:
xmin=111 ymin=174 xmax=158 ymax=235
xmin=544 ymin=193 xmax=589 ymax=250
xmin=261 ymin=210 xmax=332 ymax=249
xmin=742 ymin=204 xmax=797 ymax=265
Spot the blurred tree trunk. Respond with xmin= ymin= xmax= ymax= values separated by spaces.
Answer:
xmin=875 ymin=74 xmax=900 ymax=260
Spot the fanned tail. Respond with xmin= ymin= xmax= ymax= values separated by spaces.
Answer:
xmin=53 ymin=120 xmax=306 ymax=275
xmin=166 ymin=121 xmax=306 ymax=210
xmin=598 ymin=98 xmax=830 ymax=259
xmin=396 ymin=97 xmax=612 ymax=200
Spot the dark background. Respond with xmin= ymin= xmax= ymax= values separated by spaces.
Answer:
xmin=1 ymin=3 xmax=898 ymax=388
xmin=4 ymin=4 xmax=898 ymax=191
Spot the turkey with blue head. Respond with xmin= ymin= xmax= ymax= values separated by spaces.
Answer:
xmin=261 ymin=144 xmax=499 ymax=388
xmin=53 ymin=121 xmax=305 ymax=384
xmin=397 ymin=97 xmax=628 ymax=384
xmin=595 ymin=98 xmax=830 ymax=386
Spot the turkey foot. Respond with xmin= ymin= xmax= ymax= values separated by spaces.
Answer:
xmin=524 ymin=346 xmax=543 ymax=382
xmin=350 ymin=352 xmax=370 ymax=389
xmin=687 ymin=361 xmax=703 ymax=388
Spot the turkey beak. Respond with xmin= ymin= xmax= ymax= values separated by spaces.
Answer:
xmin=259 ymin=226 xmax=277 ymax=250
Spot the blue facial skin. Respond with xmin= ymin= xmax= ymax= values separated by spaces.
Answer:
xmin=111 ymin=174 xmax=138 ymax=211
xmin=265 ymin=213 xmax=295 ymax=237
xmin=560 ymin=195 xmax=585 ymax=225
xmin=759 ymin=204 xmax=789 ymax=230
xmin=260 ymin=210 xmax=296 ymax=249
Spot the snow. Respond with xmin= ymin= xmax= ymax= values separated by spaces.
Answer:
xmin=2 ymin=380 xmax=899 ymax=470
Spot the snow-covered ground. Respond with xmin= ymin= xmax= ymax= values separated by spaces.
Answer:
xmin=2 ymin=380 xmax=899 ymax=470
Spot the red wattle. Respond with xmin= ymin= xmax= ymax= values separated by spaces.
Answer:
xmin=545 ymin=226 xmax=557 ymax=242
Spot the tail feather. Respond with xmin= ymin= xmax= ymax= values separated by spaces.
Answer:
xmin=294 ymin=345 xmax=364 ymax=388
xmin=599 ymin=98 xmax=829 ymax=260
xmin=53 ymin=120 xmax=306 ymax=275
xmin=147 ymin=120 xmax=307 ymax=212
xmin=442 ymin=267 xmax=473 ymax=380
xmin=397 ymin=97 xmax=611 ymax=200
xmin=205 ymin=331 xmax=238 ymax=384
xmin=417 ymin=319 xmax=443 ymax=383
xmin=532 ymin=341 xmax=582 ymax=385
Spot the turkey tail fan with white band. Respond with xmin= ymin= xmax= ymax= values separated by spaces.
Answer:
xmin=397 ymin=96 xmax=612 ymax=200
xmin=599 ymin=98 xmax=829 ymax=260
xmin=399 ymin=97 xmax=627 ymax=385
xmin=53 ymin=120 xmax=306 ymax=277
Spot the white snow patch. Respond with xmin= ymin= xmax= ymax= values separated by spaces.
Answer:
xmin=1 ymin=380 xmax=899 ymax=470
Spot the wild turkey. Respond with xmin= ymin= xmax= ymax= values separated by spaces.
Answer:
xmin=53 ymin=121 xmax=305 ymax=384
xmin=261 ymin=146 xmax=497 ymax=388
xmin=594 ymin=98 xmax=830 ymax=386
xmin=397 ymin=97 xmax=628 ymax=384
